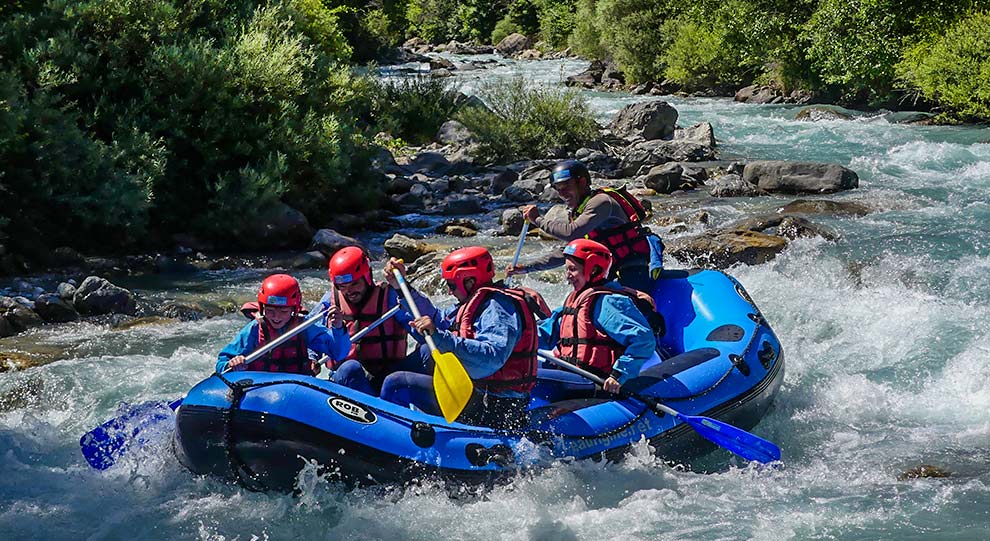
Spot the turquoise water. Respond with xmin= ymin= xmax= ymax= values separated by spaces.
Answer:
xmin=1 ymin=57 xmax=989 ymax=540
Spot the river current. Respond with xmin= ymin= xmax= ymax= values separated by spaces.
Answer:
xmin=1 ymin=56 xmax=988 ymax=540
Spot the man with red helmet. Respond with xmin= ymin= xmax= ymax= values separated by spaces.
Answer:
xmin=538 ymin=239 xmax=657 ymax=394
xmin=379 ymin=246 xmax=543 ymax=429
xmin=315 ymin=246 xmax=436 ymax=394
xmin=216 ymin=274 xmax=350 ymax=375
xmin=510 ymin=159 xmax=664 ymax=293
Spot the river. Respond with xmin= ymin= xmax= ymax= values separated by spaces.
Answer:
xmin=1 ymin=56 xmax=988 ymax=540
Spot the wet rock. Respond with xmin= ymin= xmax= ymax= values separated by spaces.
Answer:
xmin=0 ymin=376 xmax=44 ymax=411
xmin=404 ymin=252 xmax=447 ymax=295
xmin=642 ymin=163 xmax=689 ymax=194
xmin=394 ymin=191 xmax=427 ymax=212
xmin=489 ymin=169 xmax=519 ymax=195
xmin=441 ymin=194 xmax=483 ymax=215
xmin=732 ymin=215 xmax=838 ymax=241
xmin=110 ymin=315 xmax=175 ymax=330
xmin=795 ymin=105 xmax=855 ymax=122
xmin=72 ymin=276 xmax=137 ymax=316
xmin=735 ymin=85 xmax=783 ymax=104
xmin=278 ymin=250 xmax=328 ymax=270
xmin=899 ymin=464 xmax=950 ymax=480
xmin=495 ymin=33 xmax=532 ymax=57
xmin=619 ymin=139 xmax=717 ymax=175
xmin=384 ymin=234 xmax=439 ymax=263
xmin=565 ymin=60 xmax=605 ymax=88
xmin=709 ymin=173 xmax=766 ymax=198
xmin=309 ymin=229 xmax=362 ymax=258
xmin=667 ymin=229 xmax=788 ymax=268
xmin=0 ymin=351 xmax=51 ymax=372
xmin=500 ymin=208 xmax=525 ymax=236
xmin=154 ymin=255 xmax=198 ymax=274
xmin=884 ymin=111 xmax=936 ymax=125
xmin=436 ymin=219 xmax=479 ymax=237
xmin=0 ymin=315 xmax=13 ymax=338
xmin=0 ymin=296 xmax=43 ymax=332
xmin=743 ymin=161 xmax=859 ymax=194
xmin=609 ymin=101 xmax=678 ymax=141
xmin=386 ymin=175 xmax=414 ymax=195
xmin=778 ymin=199 xmax=872 ymax=217
xmin=429 ymin=57 xmax=455 ymax=71
xmin=33 ymin=294 xmax=78 ymax=323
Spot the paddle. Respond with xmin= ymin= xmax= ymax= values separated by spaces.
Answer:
xmin=80 ymin=304 xmax=332 ymax=470
xmin=506 ymin=220 xmax=529 ymax=286
xmin=391 ymin=268 xmax=473 ymax=423
xmin=537 ymin=350 xmax=781 ymax=464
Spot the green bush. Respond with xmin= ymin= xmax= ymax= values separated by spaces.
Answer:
xmin=455 ymin=76 xmax=598 ymax=162
xmin=509 ymin=0 xmax=540 ymax=36
xmin=369 ymin=75 xmax=462 ymax=144
xmin=535 ymin=0 xmax=576 ymax=49
xmin=897 ymin=10 xmax=990 ymax=121
xmin=596 ymin=0 xmax=677 ymax=83
xmin=405 ymin=0 xmax=460 ymax=43
xmin=568 ymin=0 xmax=608 ymax=59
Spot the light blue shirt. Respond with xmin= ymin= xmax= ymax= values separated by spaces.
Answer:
xmin=538 ymin=282 xmax=655 ymax=384
xmin=413 ymin=293 xmax=526 ymax=399
xmin=215 ymin=318 xmax=351 ymax=373
xmin=312 ymin=282 xmax=436 ymax=334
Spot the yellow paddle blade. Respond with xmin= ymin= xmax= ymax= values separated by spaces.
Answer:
xmin=432 ymin=350 xmax=474 ymax=423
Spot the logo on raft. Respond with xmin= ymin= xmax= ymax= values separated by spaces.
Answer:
xmin=328 ymin=397 xmax=377 ymax=424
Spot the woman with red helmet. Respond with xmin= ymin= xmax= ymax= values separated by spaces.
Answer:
xmin=315 ymin=246 xmax=437 ymax=395
xmin=379 ymin=246 xmax=540 ymax=429
xmin=215 ymin=274 xmax=351 ymax=375
xmin=510 ymin=159 xmax=664 ymax=293
xmin=537 ymin=239 xmax=658 ymax=394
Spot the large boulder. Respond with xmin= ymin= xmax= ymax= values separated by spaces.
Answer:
xmin=244 ymin=202 xmax=313 ymax=250
xmin=675 ymin=122 xmax=716 ymax=148
xmin=34 ymin=293 xmax=79 ymax=323
xmin=743 ymin=161 xmax=859 ymax=194
xmin=778 ymin=199 xmax=872 ymax=217
xmin=565 ymin=60 xmax=605 ymax=88
xmin=609 ymin=101 xmax=678 ymax=141
xmin=735 ymin=85 xmax=783 ymax=104
xmin=0 ymin=296 xmax=43 ymax=332
xmin=495 ymin=33 xmax=532 ymax=57
xmin=72 ymin=276 xmax=137 ymax=316
xmin=309 ymin=229 xmax=362 ymax=258
xmin=437 ymin=120 xmax=476 ymax=147
xmin=619 ymin=139 xmax=717 ymax=176
xmin=666 ymin=230 xmax=788 ymax=268
xmin=441 ymin=194 xmax=484 ymax=216
xmin=641 ymin=163 xmax=689 ymax=194
xmin=383 ymin=234 xmax=439 ymax=263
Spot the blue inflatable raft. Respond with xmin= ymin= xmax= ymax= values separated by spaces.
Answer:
xmin=173 ymin=269 xmax=784 ymax=490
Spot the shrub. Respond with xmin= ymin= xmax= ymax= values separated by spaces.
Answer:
xmin=568 ymin=0 xmax=608 ymax=59
xmin=535 ymin=0 xmax=576 ymax=49
xmin=897 ymin=10 xmax=990 ymax=121
xmin=596 ymin=0 xmax=676 ymax=84
xmin=405 ymin=0 xmax=460 ymax=43
xmin=508 ymin=0 xmax=540 ymax=37
xmin=370 ymin=75 xmax=462 ymax=144
xmin=455 ymin=76 xmax=598 ymax=162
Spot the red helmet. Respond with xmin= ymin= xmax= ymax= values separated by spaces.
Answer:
xmin=564 ymin=239 xmax=612 ymax=283
xmin=328 ymin=246 xmax=372 ymax=286
xmin=258 ymin=274 xmax=302 ymax=308
xmin=442 ymin=246 xmax=495 ymax=297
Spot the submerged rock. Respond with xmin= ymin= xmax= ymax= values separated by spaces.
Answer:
xmin=899 ymin=464 xmax=951 ymax=480
xmin=743 ymin=160 xmax=859 ymax=194
xmin=666 ymin=229 xmax=788 ymax=268
xmin=779 ymin=199 xmax=872 ymax=217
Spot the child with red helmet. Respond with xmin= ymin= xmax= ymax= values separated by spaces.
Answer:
xmin=537 ymin=239 xmax=657 ymax=394
xmin=379 ymin=246 xmax=542 ymax=429
xmin=314 ymin=246 xmax=436 ymax=394
xmin=215 ymin=274 xmax=350 ymax=375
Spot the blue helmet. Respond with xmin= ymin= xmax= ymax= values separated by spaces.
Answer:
xmin=551 ymin=159 xmax=590 ymax=185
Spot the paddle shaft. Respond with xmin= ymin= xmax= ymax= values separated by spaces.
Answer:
xmin=315 ymin=304 xmax=402 ymax=367
xmin=506 ymin=221 xmax=529 ymax=287
xmin=391 ymin=269 xmax=440 ymax=352
xmin=224 ymin=305 xmax=331 ymax=373
xmin=537 ymin=350 xmax=675 ymax=417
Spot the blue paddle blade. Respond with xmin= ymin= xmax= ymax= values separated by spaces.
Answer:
xmin=678 ymin=412 xmax=781 ymax=464
xmin=80 ymin=398 xmax=182 ymax=470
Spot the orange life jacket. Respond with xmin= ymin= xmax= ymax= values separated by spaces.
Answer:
xmin=452 ymin=286 xmax=538 ymax=393
xmin=556 ymin=285 xmax=655 ymax=378
xmin=580 ymin=187 xmax=652 ymax=265
xmin=255 ymin=315 xmax=315 ymax=375
xmin=334 ymin=283 xmax=408 ymax=376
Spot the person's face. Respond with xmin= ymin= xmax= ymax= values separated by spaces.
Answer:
xmin=445 ymin=277 xmax=476 ymax=303
xmin=553 ymin=177 xmax=586 ymax=209
xmin=564 ymin=259 xmax=588 ymax=292
xmin=262 ymin=304 xmax=294 ymax=328
xmin=337 ymin=278 xmax=369 ymax=304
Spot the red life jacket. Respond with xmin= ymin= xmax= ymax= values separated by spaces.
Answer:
xmin=556 ymin=285 xmax=654 ymax=378
xmin=334 ymin=282 xmax=408 ymax=376
xmin=452 ymin=286 xmax=538 ymax=394
xmin=255 ymin=315 xmax=315 ymax=375
xmin=580 ymin=187 xmax=653 ymax=264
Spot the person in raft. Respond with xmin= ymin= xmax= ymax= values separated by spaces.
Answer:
xmin=538 ymin=239 xmax=657 ymax=394
xmin=379 ymin=246 xmax=540 ymax=429
xmin=314 ymin=246 xmax=436 ymax=395
xmin=508 ymin=159 xmax=664 ymax=293
xmin=216 ymin=274 xmax=350 ymax=375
